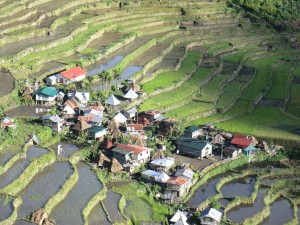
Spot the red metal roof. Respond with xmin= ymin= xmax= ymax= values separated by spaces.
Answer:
xmin=1 ymin=121 xmax=15 ymax=127
xmin=127 ymin=124 xmax=144 ymax=131
xmin=64 ymin=100 xmax=78 ymax=110
xmin=230 ymin=134 xmax=252 ymax=148
xmin=60 ymin=66 xmax=87 ymax=79
xmin=166 ymin=176 xmax=189 ymax=186
xmin=138 ymin=115 xmax=151 ymax=126
xmin=117 ymin=144 xmax=151 ymax=155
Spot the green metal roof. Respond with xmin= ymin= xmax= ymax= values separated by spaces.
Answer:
xmin=177 ymin=138 xmax=208 ymax=150
xmin=112 ymin=147 xmax=131 ymax=155
xmin=185 ymin=126 xmax=200 ymax=133
xmin=35 ymin=87 xmax=59 ymax=97
xmin=89 ymin=126 xmax=106 ymax=133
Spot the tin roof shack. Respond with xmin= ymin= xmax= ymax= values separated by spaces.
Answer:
xmin=141 ymin=170 xmax=161 ymax=183
xmin=150 ymin=157 xmax=175 ymax=172
xmin=41 ymin=115 xmax=64 ymax=133
xmin=111 ymin=144 xmax=151 ymax=172
xmin=88 ymin=126 xmax=107 ymax=140
xmin=1 ymin=117 xmax=16 ymax=129
xmin=145 ymin=110 xmax=164 ymax=122
xmin=177 ymin=138 xmax=212 ymax=159
xmin=199 ymin=208 xmax=222 ymax=225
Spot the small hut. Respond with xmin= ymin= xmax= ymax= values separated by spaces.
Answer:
xmin=31 ymin=209 xmax=48 ymax=225
xmin=106 ymin=94 xmax=120 ymax=106
xmin=110 ymin=157 xmax=123 ymax=173
xmin=211 ymin=134 xmax=225 ymax=145
xmin=113 ymin=112 xmax=127 ymax=124
xmin=73 ymin=120 xmax=91 ymax=132
xmin=98 ymin=152 xmax=111 ymax=167
xmin=124 ymin=89 xmax=138 ymax=100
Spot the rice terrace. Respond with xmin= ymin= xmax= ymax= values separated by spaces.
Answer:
xmin=0 ymin=0 xmax=300 ymax=225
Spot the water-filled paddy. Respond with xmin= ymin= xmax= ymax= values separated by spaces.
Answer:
xmin=51 ymin=162 xmax=102 ymax=225
xmin=17 ymin=161 xmax=73 ymax=220
xmin=103 ymin=191 xmax=125 ymax=223
xmin=88 ymin=202 xmax=111 ymax=225
xmin=0 ymin=146 xmax=48 ymax=189
xmin=0 ymin=194 xmax=13 ymax=221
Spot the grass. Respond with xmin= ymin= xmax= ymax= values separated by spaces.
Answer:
xmin=196 ymin=74 xmax=229 ymax=102
xmin=142 ymin=51 xmax=201 ymax=93
xmin=287 ymin=83 xmax=300 ymax=117
xmin=222 ymin=46 xmax=261 ymax=62
xmin=165 ymin=101 xmax=214 ymax=119
xmin=113 ymin=182 xmax=170 ymax=222
xmin=293 ymin=64 xmax=300 ymax=77
xmin=216 ymin=81 xmax=243 ymax=109
xmin=265 ymin=62 xmax=292 ymax=100
xmin=217 ymin=107 xmax=300 ymax=140
xmin=139 ymin=66 xmax=211 ymax=112
xmin=206 ymin=42 xmax=232 ymax=56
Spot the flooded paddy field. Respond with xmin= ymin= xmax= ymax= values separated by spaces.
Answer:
xmin=221 ymin=176 xmax=255 ymax=198
xmin=227 ymin=188 xmax=267 ymax=223
xmin=51 ymin=162 xmax=102 ymax=225
xmin=0 ymin=147 xmax=19 ymax=166
xmin=29 ymin=61 xmax=65 ymax=78
xmin=88 ymin=32 xmax=125 ymax=51
xmin=0 ymin=71 xmax=14 ymax=97
xmin=17 ymin=161 xmax=74 ymax=220
xmin=259 ymin=198 xmax=294 ymax=225
xmin=0 ymin=194 xmax=14 ymax=221
xmin=0 ymin=146 xmax=48 ymax=189
xmin=87 ymin=55 xmax=124 ymax=77
xmin=51 ymin=143 xmax=79 ymax=159
xmin=5 ymin=106 xmax=52 ymax=118
xmin=103 ymin=191 xmax=125 ymax=223
xmin=88 ymin=202 xmax=111 ymax=225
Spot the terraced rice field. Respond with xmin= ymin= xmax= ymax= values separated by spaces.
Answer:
xmin=0 ymin=0 xmax=300 ymax=224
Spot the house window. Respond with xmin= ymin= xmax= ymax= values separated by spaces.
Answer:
xmin=140 ymin=153 xmax=142 ymax=156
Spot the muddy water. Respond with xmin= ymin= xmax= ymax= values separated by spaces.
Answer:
xmin=17 ymin=161 xmax=73 ymax=220
xmin=51 ymin=162 xmax=102 ymax=225
xmin=13 ymin=220 xmax=33 ymax=225
xmin=0 ymin=194 xmax=13 ymax=221
xmin=227 ymin=188 xmax=267 ymax=223
xmin=0 ymin=147 xmax=49 ymax=189
xmin=5 ymin=106 xmax=51 ymax=118
xmin=103 ymin=191 xmax=125 ymax=223
xmin=88 ymin=202 xmax=111 ymax=225
xmin=260 ymin=198 xmax=294 ymax=225
xmin=221 ymin=176 xmax=255 ymax=198
xmin=87 ymin=55 xmax=124 ymax=77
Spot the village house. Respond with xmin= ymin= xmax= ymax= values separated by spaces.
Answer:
xmin=34 ymin=87 xmax=59 ymax=105
xmin=230 ymin=134 xmax=257 ymax=156
xmin=68 ymin=91 xmax=90 ymax=108
xmin=88 ymin=126 xmax=107 ymax=140
xmin=176 ymin=138 xmax=213 ymax=158
xmin=113 ymin=112 xmax=127 ymax=124
xmin=78 ymin=115 xmax=102 ymax=126
xmin=46 ymin=66 xmax=87 ymax=85
xmin=141 ymin=170 xmax=161 ymax=183
xmin=184 ymin=126 xmax=203 ymax=139
xmin=126 ymin=124 xmax=144 ymax=134
xmin=124 ymin=88 xmax=138 ymax=100
xmin=199 ymin=208 xmax=222 ymax=225
xmin=145 ymin=110 xmax=164 ymax=122
xmin=1 ymin=117 xmax=16 ymax=129
xmin=170 ymin=209 xmax=189 ymax=225
xmin=150 ymin=157 xmax=175 ymax=172
xmin=106 ymin=94 xmax=120 ymax=106
xmin=165 ymin=176 xmax=192 ymax=199
xmin=175 ymin=167 xmax=194 ymax=179
xmin=123 ymin=107 xmax=138 ymax=119
xmin=41 ymin=115 xmax=64 ymax=133
xmin=111 ymin=144 xmax=151 ymax=169
xmin=61 ymin=99 xmax=78 ymax=115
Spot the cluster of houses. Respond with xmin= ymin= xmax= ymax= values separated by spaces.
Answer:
xmin=2 ymin=65 xmax=286 ymax=225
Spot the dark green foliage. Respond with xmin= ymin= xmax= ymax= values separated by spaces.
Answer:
xmin=232 ymin=0 xmax=300 ymax=29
